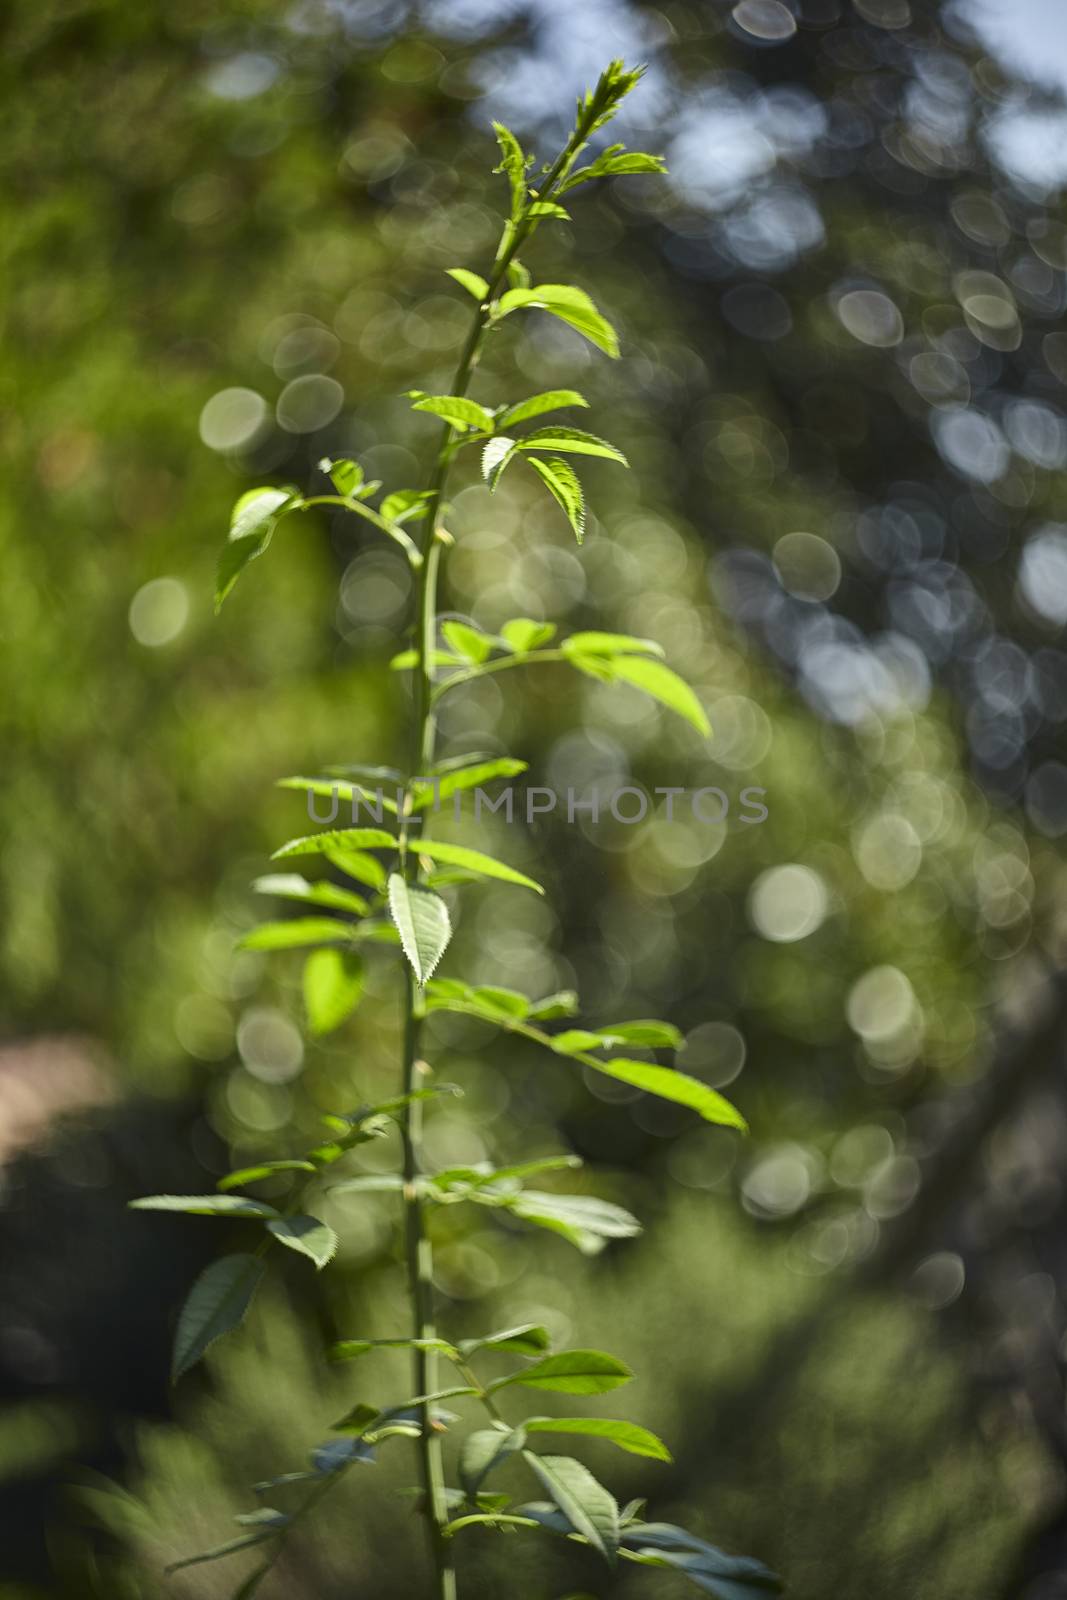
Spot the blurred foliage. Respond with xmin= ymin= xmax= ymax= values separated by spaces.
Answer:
xmin=3 ymin=0 xmax=1067 ymax=1596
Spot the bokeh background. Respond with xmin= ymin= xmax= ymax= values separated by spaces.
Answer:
xmin=4 ymin=0 xmax=1067 ymax=1595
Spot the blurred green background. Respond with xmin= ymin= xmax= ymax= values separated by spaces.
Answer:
xmin=4 ymin=0 xmax=1067 ymax=1595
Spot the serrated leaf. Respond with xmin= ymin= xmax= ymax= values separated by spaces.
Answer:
xmin=500 ymin=390 xmax=589 ymax=428
xmin=238 ymin=918 xmax=353 ymax=951
xmin=500 ymin=618 xmax=557 ymax=653
xmin=589 ymin=1059 xmax=746 ymax=1129
xmin=411 ymin=757 xmax=528 ymax=810
xmin=563 ymin=631 xmax=664 ymax=658
xmin=526 ymin=457 xmax=586 ymax=544
xmin=171 ymin=1253 xmax=265 ymax=1382
xmin=461 ymin=1428 xmax=526 ymax=1497
xmin=271 ymin=828 xmax=396 ymax=860
xmin=482 ymin=435 xmax=516 ymax=490
xmin=519 ymin=427 xmax=627 ymax=466
xmin=253 ymin=874 xmax=369 ymax=917
xmin=523 ymin=1453 xmax=619 ymax=1563
xmin=491 ymin=1350 xmax=633 ymax=1396
xmin=441 ymin=620 xmax=494 ymax=663
xmin=130 ymin=1195 xmax=279 ymax=1218
xmin=446 ymin=267 xmax=489 ymax=300
xmin=412 ymin=394 xmax=494 ymax=432
xmin=267 ymin=1214 xmax=338 ymax=1269
xmin=318 ymin=456 xmax=363 ymax=497
xmin=303 ymin=947 xmax=364 ymax=1036
xmin=217 ymin=1160 xmax=316 ymax=1193
xmin=492 ymin=120 xmax=528 ymax=219
xmin=414 ymin=839 xmax=543 ymax=893
xmin=524 ymin=1417 xmax=671 ymax=1461
xmin=388 ymin=874 xmax=451 ymax=984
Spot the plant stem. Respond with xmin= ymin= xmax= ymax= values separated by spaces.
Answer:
xmin=395 ymin=107 xmax=602 ymax=1598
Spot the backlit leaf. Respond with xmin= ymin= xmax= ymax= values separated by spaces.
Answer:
xmin=446 ymin=267 xmax=489 ymax=300
xmin=411 ymin=394 xmax=494 ymax=432
xmin=388 ymin=874 xmax=452 ymax=984
xmin=238 ymin=918 xmax=352 ymax=951
xmin=414 ymin=839 xmax=543 ymax=893
xmin=130 ymin=1195 xmax=278 ymax=1218
xmin=518 ymin=427 xmax=628 ymax=466
xmin=461 ymin=1427 xmax=526 ymax=1497
xmin=490 ymin=1349 xmax=633 ymax=1396
xmin=589 ymin=1059 xmax=746 ymax=1130
xmin=500 ymin=618 xmax=557 ymax=653
xmin=303 ymin=948 xmax=364 ymax=1035
xmin=524 ymin=1417 xmax=671 ymax=1461
xmin=526 ymin=457 xmax=585 ymax=544
xmin=266 ymin=1214 xmax=338 ymax=1269
xmin=441 ymin=620 xmax=494 ymax=663
xmin=271 ymin=828 xmax=396 ymax=860
xmin=253 ymin=874 xmax=369 ymax=917
xmin=499 ymin=390 xmax=589 ymax=427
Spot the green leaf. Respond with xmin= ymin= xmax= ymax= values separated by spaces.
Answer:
xmin=411 ymin=758 xmax=528 ymax=810
xmin=561 ymin=151 xmax=667 ymax=192
xmin=479 ymin=1155 xmax=581 ymax=1185
xmin=331 ymin=1402 xmax=382 ymax=1436
xmin=381 ymin=488 xmax=433 ymax=525
xmin=500 ymin=618 xmax=557 ymax=653
xmin=446 ymin=267 xmax=489 ymax=300
xmin=523 ymin=1453 xmax=619 ymax=1563
xmin=329 ymin=1335 xmax=458 ymax=1362
xmin=130 ymin=1195 xmax=279 ymax=1218
xmin=508 ymin=1191 xmax=641 ymax=1254
xmin=597 ymin=1019 xmax=683 ymax=1049
xmin=461 ymin=1428 xmax=526 ymax=1497
xmin=562 ymin=631 xmax=664 ymax=658
xmin=390 ymin=648 xmax=464 ymax=670
xmin=411 ymin=394 xmax=494 ymax=432
xmin=458 ymin=1324 xmax=552 ymax=1358
xmin=482 ymin=435 xmax=516 ymax=490
xmin=324 ymin=847 xmax=388 ymax=891
xmin=519 ymin=427 xmax=628 ymax=466
xmin=238 ymin=918 xmax=352 ymax=951
xmin=492 ymin=121 xmax=529 ymax=219
xmin=507 ymin=258 xmax=531 ymax=290
xmin=171 ymin=1253 xmax=265 ymax=1382
xmin=499 ymin=391 xmax=589 ymax=428
xmin=266 ymin=1214 xmax=338 ymax=1269
xmin=216 ymin=488 xmax=296 ymax=611
xmin=567 ymin=652 xmax=711 ymax=737
xmin=217 ymin=1160 xmax=316 ymax=1193
xmin=277 ymin=776 xmax=399 ymax=814
xmin=388 ymin=874 xmax=452 ymax=983
xmin=496 ymin=286 xmax=619 ymax=358
xmin=271 ymin=828 xmax=396 ymax=860
xmin=622 ymin=1527 xmax=783 ymax=1596
xmin=589 ymin=1059 xmax=746 ymax=1130
xmin=318 ymin=456 xmax=363 ymax=496
xmin=413 ymin=839 xmax=543 ymax=893
xmin=524 ymin=1418 xmax=671 ymax=1462
xmin=490 ymin=1349 xmax=633 ymax=1396
xmin=253 ymin=874 xmax=369 ymax=917
xmin=303 ymin=948 xmax=364 ymax=1035
xmin=528 ymin=991 xmax=580 ymax=1020
xmin=441 ymin=620 xmax=494 ymax=663
xmin=526 ymin=457 xmax=585 ymax=544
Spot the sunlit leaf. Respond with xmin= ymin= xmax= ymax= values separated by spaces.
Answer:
xmin=388 ymin=874 xmax=451 ymax=984
xmin=490 ymin=1349 xmax=633 ymax=1395
xmin=446 ymin=267 xmax=489 ymax=300
xmin=217 ymin=1160 xmax=316 ymax=1193
xmin=130 ymin=1195 xmax=278 ymax=1218
xmin=411 ymin=757 xmax=528 ymax=810
xmin=267 ymin=1214 xmax=338 ymax=1269
xmin=589 ymin=1059 xmax=745 ymax=1129
xmin=500 ymin=618 xmax=557 ymax=653
xmin=518 ymin=427 xmax=627 ymax=466
xmin=238 ymin=918 xmax=352 ymax=951
xmin=252 ymin=874 xmax=369 ymax=917
xmin=492 ymin=121 xmax=529 ymax=219
xmin=303 ymin=948 xmax=364 ymax=1035
xmin=441 ymin=620 xmax=494 ymax=663
xmin=524 ymin=1417 xmax=671 ymax=1461
xmin=318 ymin=456 xmax=363 ymax=496
xmin=499 ymin=391 xmax=589 ymax=427
xmin=458 ymin=1324 xmax=552 ymax=1357
xmin=526 ymin=456 xmax=585 ymax=544
xmin=271 ymin=828 xmax=396 ymax=860
xmin=411 ymin=394 xmax=494 ymax=432
xmin=413 ymin=839 xmax=543 ymax=893
xmin=482 ymin=435 xmax=516 ymax=489
xmin=562 ymin=631 xmax=663 ymax=658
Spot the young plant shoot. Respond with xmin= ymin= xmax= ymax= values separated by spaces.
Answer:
xmin=133 ymin=61 xmax=779 ymax=1600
